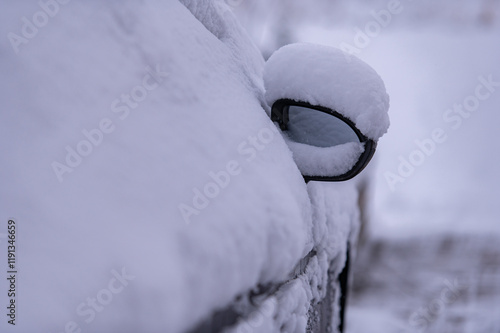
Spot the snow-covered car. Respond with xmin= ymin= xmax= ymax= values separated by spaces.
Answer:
xmin=0 ymin=1 xmax=388 ymax=332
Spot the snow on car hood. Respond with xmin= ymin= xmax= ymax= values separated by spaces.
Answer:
xmin=0 ymin=1 xmax=315 ymax=332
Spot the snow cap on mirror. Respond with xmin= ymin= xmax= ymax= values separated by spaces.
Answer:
xmin=264 ymin=43 xmax=390 ymax=140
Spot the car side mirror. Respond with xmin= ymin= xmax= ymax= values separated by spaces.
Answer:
xmin=271 ymin=99 xmax=376 ymax=182
xmin=264 ymin=43 xmax=390 ymax=183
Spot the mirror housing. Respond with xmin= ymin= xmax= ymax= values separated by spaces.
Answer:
xmin=264 ymin=43 xmax=390 ymax=182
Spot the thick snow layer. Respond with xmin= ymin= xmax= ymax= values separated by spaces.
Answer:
xmin=179 ymin=0 xmax=265 ymax=100
xmin=264 ymin=43 xmax=390 ymax=140
xmin=0 ymin=1 xmax=342 ymax=332
xmin=226 ymin=181 xmax=361 ymax=333
xmin=284 ymin=138 xmax=365 ymax=177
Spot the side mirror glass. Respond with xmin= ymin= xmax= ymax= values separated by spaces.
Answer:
xmin=272 ymin=99 xmax=376 ymax=182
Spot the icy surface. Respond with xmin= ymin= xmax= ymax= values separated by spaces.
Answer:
xmin=264 ymin=43 xmax=390 ymax=140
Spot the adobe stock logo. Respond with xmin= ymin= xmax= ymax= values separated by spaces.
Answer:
xmin=178 ymin=123 xmax=279 ymax=224
xmin=408 ymin=277 xmax=468 ymax=331
xmin=53 ymin=267 xmax=135 ymax=333
xmin=7 ymin=0 xmax=72 ymax=54
xmin=51 ymin=65 xmax=168 ymax=183
xmin=385 ymin=74 xmax=499 ymax=191
xmin=340 ymin=0 xmax=403 ymax=62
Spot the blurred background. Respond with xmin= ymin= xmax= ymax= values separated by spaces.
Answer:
xmin=233 ymin=1 xmax=500 ymax=332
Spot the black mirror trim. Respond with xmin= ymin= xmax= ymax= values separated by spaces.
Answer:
xmin=271 ymin=99 xmax=377 ymax=182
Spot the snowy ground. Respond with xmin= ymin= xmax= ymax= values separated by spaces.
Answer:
xmin=348 ymin=234 xmax=500 ymax=333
